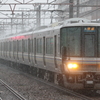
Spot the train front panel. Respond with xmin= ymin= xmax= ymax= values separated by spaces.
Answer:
xmin=60 ymin=26 xmax=100 ymax=89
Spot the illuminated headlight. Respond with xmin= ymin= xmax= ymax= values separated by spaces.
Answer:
xmin=68 ymin=63 xmax=78 ymax=69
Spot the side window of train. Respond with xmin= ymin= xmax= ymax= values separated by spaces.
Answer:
xmin=13 ymin=41 xmax=14 ymax=52
xmin=12 ymin=41 xmax=13 ymax=52
xmin=3 ymin=42 xmax=5 ymax=51
xmin=30 ymin=39 xmax=33 ymax=53
xmin=24 ymin=40 xmax=26 ymax=52
xmin=1 ymin=42 xmax=3 ymax=51
xmin=5 ymin=41 xmax=7 ymax=52
xmin=54 ymin=35 xmax=57 ymax=56
xmin=14 ymin=41 xmax=16 ymax=52
xmin=9 ymin=41 xmax=11 ymax=52
xmin=58 ymin=37 xmax=60 ymax=54
xmin=34 ymin=38 xmax=36 ymax=54
xmin=28 ymin=39 xmax=30 ymax=54
xmin=22 ymin=39 xmax=24 ymax=53
xmin=2 ymin=42 xmax=3 ymax=51
xmin=6 ymin=42 xmax=8 ymax=52
xmin=24 ymin=39 xmax=28 ymax=53
xmin=46 ymin=37 xmax=53 ymax=54
xmin=0 ymin=42 xmax=1 ymax=51
xmin=17 ymin=40 xmax=19 ymax=52
xmin=0 ymin=41 xmax=1 ymax=51
xmin=11 ymin=41 xmax=13 ymax=51
xmin=26 ymin=39 xmax=28 ymax=53
xmin=37 ymin=38 xmax=42 ymax=54
xmin=19 ymin=40 xmax=22 ymax=52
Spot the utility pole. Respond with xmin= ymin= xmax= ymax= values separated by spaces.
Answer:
xmin=11 ymin=14 xmax=14 ymax=34
xmin=69 ymin=0 xmax=73 ymax=18
xmin=22 ymin=11 xmax=24 ymax=31
xmin=77 ymin=0 xmax=79 ymax=17
xmin=36 ymin=5 xmax=41 ymax=27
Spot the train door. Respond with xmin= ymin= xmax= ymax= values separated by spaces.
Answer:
xmin=43 ymin=37 xmax=46 ymax=66
xmin=54 ymin=35 xmax=57 ymax=68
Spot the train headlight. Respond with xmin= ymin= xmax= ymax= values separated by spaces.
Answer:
xmin=68 ymin=63 xmax=78 ymax=69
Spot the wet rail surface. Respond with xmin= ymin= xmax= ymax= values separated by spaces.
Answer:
xmin=24 ymin=72 xmax=94 ymax=100
xmin=0 ymin=79 xmax=27 ymax=100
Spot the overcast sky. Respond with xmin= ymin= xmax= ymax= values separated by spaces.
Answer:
xmin=0 ymin=0 xmax=55 ymax=11
xmin=0 ymin=0 xmax=55 ymax=17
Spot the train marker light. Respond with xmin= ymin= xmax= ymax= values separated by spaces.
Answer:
xmin=68 ymin=63 xmax=78 ymax=69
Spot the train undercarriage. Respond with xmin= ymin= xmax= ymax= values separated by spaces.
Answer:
xmin=0 ymin=59 xmax=100 ymax=90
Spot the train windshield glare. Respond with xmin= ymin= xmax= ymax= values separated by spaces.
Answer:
xmin=61 ymin=27 xmax=81 ymax=57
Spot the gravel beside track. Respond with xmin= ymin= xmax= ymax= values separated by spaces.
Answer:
xmin=0 ymin=64 xmax=83 ymax=100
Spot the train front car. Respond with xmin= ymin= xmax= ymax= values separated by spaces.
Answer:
xmin=60 ymin=24 xmax=100 ymax=89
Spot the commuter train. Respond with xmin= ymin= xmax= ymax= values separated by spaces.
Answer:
xmin=0 ymin=18 xmax=100 ymax=90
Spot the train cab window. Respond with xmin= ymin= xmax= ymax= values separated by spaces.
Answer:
xmin=37 ymin=38 xmax=42 ymax=53
xmin=60 ymin=27 xmax=81 ymax=56
xmin=46 ymin=37 xmax=53 ymax=54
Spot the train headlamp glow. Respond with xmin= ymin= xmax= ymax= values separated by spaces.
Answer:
xmin=68 ymin=63 xmax=78 ymax=69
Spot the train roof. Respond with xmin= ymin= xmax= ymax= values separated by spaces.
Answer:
xmin=0 ymin=18 xmax=100 ymax=40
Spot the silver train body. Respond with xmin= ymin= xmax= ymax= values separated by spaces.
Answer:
xmin=0 ymin=18 xmax=100 ymax=89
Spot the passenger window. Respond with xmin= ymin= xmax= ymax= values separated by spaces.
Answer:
xmin=46 ymin=37 xmax=53 ymax=54
xmin=28 ymin=39 xmax=30 ymax=54
xmin=37 ymin=38 xmax=42 ymax=53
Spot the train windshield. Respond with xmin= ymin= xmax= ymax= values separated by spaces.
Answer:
xmin=60 ymin=27 xmax=81 ymax=57
xmin=60 ymin=26 xmax=98 ymax=57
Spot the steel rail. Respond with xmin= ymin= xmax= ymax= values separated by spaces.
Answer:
xmin=34 ymin=77 xmax=93 ymax=100
xmin=22 ymin=72 xmax=93 ymax=100
xmin=0 ymin=79 xmax=27 ymax=100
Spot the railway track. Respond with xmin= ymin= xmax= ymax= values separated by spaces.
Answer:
xmin=23 ymin=72 xmax=94 ymax=100
xmin=0 ymin=79 xmax=27 ymax=100
xmin=0 ymin=63 xmax=97 ymax=100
